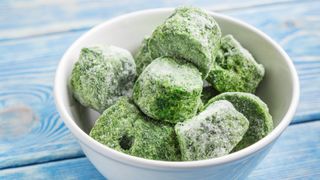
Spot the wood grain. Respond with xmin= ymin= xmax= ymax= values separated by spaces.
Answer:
xmin=0 ymin=32 xmax=85 ymax=169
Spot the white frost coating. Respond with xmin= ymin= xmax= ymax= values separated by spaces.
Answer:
xmin=174 ymin=11 xmax=213 ymax=49
xmin=178 ymin=100 xmax=233 ymax=134
xmin=144 ymin=57 xmax=202 ymax=92
xmin=175 ymin=100 xmax=249 ymax=160
xmin=71 ymin=44 xmax=136 ymax=113
xmin=223 ymin=35 xmax=264 ymax=74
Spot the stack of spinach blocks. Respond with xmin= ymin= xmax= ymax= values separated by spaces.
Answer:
xmin=70 ymin=7 xmax=273 ymax=161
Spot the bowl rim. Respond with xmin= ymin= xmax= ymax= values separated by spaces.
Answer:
xmin=54 ymin=8 xmax=300 ymax=169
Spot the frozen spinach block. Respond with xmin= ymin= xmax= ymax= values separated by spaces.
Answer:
xmin=89 ymin=97 xmax=181 ymax=161
xmin=133 ymin=57 xmax=203 ymax=124
xmin=70 ymin=45 xmax=136 ymax=113
xmin=148 ymin=6 xmax=221 ymax=78
xmin=134 ymin=37 xmax=153 ymax=75
xmin=175 ymin=100 xmax=249 ymax=161
xmin=207 ymin=35 xmax=265 ymax=93
xmin=206 ymin=92 xmax=273 ymax=151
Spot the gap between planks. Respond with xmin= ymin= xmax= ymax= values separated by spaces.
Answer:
xmin=0 ymin=154 xmax=85 ymax=171
xmin=212 ymin=0 xmax=314 ymax=12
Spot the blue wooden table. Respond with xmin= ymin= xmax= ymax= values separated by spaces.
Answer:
xmin=0 ymin=0 xmax=319 ymax=179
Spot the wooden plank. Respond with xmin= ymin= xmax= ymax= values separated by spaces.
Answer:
xmin=0 ymin=94 xmax=84 ymax=169
xmin=0 ymin=157 xmax=104 ymax=180
xmin=0 ymin=0 xmax=300 ymax=40
xmin=1 ymin=120 xmax=319 ymax=179
xmin=0 ymin=31 xmax=85 ymax=169
xmin=0 ymin=0 xmax=319 ymax=171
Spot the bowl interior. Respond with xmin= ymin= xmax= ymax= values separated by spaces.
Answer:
xmin=60 ymin=10 xmax=295 ymax=138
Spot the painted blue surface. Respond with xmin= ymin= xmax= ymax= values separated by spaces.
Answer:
xmin=0 ymin=31 xmax=86 ymax=169
xmin=0 ymin=0 xmax=319 ymax=179
xmin=0 ymin=157 xmax=104 ymax=180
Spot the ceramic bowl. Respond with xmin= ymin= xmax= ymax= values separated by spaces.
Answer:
xmin=54 ymin=8 xmax=299 ymax=180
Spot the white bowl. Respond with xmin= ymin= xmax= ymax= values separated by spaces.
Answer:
xmin=54 ymin=8 xmax=299 ymax=180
